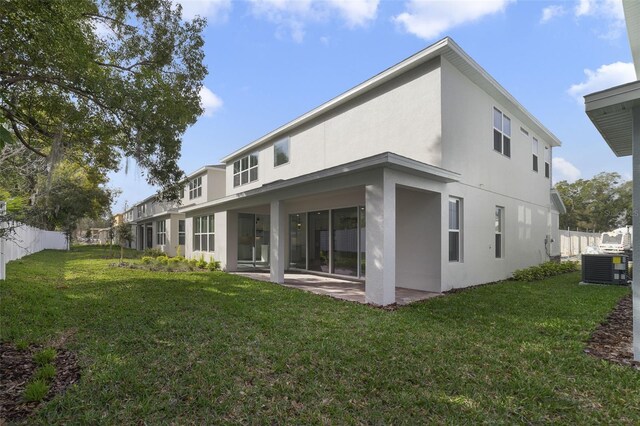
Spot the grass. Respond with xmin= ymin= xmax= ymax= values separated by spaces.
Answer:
xmin=23 ymin=380 xmax=50 ymax=403
xmin=1 ymin=246 xmax=638 ymax=424
xmin=33 ymin=364 xmax=56 ymax=382
xmin=33 ymin=348 xmax=57 ymax=366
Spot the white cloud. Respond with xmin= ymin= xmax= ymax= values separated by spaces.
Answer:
xmin=567 ymin=62 xmax=635 ymax=103
xmin=326 ymin=0 xmax=379 ymax=28
xmin=540 ymin=5 xmax=565 ymax=23
xmin=574 ymin=0 xmax=625 ymax=39
xmin=553 ymin=157 xmax=581 ymax=183
xmin=173 ymin=0 xmax=232 ymax=21
xmin=249 ymin=0 xmax=379 ymax=42
xmin=200 ymin=86 xmax=223 ymax=117
xmin=392 ymin=0 xmax=514 ymax=40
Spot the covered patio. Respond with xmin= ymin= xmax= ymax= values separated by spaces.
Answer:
xmin=232 ymin=270 xmax=441 ymax=305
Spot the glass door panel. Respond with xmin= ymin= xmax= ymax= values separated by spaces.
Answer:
xmin=359 ymin=206 xmax=366 ymax=278
xmin=331 ymin=207 xmax=359 ymax=276
xmin=289 ymin=213 xmax=307 ymax=269
xmin=308 ymin=210 xmax=329 ymax=272
xmin=255 ymin=214 xmax=270 ymax=267
xmin=238 ymin=213 xmax=255 ymax=264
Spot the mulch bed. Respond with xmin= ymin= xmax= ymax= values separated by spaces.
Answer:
xmin=0 ymin=342 xmax=81 ymax=423
xmin=585 ymin=294 xmax=639 ymax=370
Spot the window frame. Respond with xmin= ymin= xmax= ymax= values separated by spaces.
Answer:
xmin=233 ymin=153 xmax=259 ymax=187
xmin=273 ymin=137 xmax=290 ymax=167
xmin=544 ymin=146 xmax=550 ymax=178
xmin=178 ymin=219 xmax=185 ymax=245
xmin=193 ymin=215 xmax=215 ymax=252
xmin=449 ymin=197 xmax=462 ymax=262
xmin=495 ymin=206 xmax=504 ymax=259
xmin=532 ymin=137 xmax=539 ymax=172
xmin=156 ymin=220 xmax=166 ymax=246
xmin=189 ymin=176 xmax=202 ymax=200
xmin=493 ymin=107 xmax=511 ymax=158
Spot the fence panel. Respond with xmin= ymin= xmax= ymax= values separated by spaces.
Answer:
xmin=0 ymin=222 xmax=67 ymax=280
xmin=559 ymin=230 xmax=601 ymax=257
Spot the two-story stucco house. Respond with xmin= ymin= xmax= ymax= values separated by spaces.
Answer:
xmin=176 ymin=37 xmax=563 ymax=306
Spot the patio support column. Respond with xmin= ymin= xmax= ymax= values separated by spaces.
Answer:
xmin=365 ymin=169 xmax=396 ymax=305
xmin=270 ymin=200 xmax=286 ymax=284
xmin=215 ymin=211 xmax=237 ymax=272
xmin=633 ymin=105 xmax=640 ymax=361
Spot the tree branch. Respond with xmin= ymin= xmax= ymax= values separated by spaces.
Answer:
xmin=8 ymin=118 xmax=47 ymax=158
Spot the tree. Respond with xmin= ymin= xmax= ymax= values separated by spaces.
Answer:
xmin=555 ymin=172 xmax=632 ymax=232
xmin=115 ymin=221 xmax=133 ymax=262
xmin=0 ymin=0 xmax=207 ymax=197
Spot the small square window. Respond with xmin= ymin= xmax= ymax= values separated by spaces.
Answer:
xmin=274 ymin=138 xmax=290 ymax=166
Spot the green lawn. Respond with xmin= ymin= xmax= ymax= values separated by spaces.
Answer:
xmin=1 ymin=246 xmax=638 ymax=424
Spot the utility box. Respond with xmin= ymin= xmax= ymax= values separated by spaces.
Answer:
xmin=581 ymin=254 xmax=629 ymax=285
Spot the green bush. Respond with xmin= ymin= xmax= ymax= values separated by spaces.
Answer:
xmin=196 ymin=256 xmax=207 ymax=269
xmin=34 ymin=364 xmax=56 ymax=381
xmin=33 ymin=348 xmax=57 ymax=366
xmin=188 ymin=259 xmax=198 ymax=268
xmin=512 ymin=261 xmax=579 ymax=282
xmin=23 ymin=380 xmax=49 ymax=402
xmin=143 ymin=248 xmax=164 ymax=257
xmin=207 ymin=260 xmax=221 ymax=271
xmin=156 ymin=255 xmax=169 ymax=265
xmin=141 ymin=256 xmax=154 ymax=264
xmin=167 ymin=257 xmax=182 ymax=266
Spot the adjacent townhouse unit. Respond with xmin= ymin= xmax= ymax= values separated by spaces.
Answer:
xmin=122 ymin=165 xmax=225 ymax=257
xmin=174 ymin=37 xmax=563 ymax=306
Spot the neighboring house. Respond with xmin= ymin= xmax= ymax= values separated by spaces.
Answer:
xmin=89 ymin=227 xmax=111 ymax=245
xmin=121 ymin=165 xmax=225 ymax=257
xmin=176 ymin=37 xmax=563 ymax=306
xmin=584 ymin=0 xmax=639 ymax=360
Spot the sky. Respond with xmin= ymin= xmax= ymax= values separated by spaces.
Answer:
xmin=108 ymin=0 xmax=636 ymax=213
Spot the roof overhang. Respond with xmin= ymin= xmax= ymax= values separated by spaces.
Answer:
xmin=623 ymin=0 xmax=640 ymax=78
xmin=551 ymin=189 xmax=567 ymax=215
xmin=221 ymin=37 xmax=561 ymax=164
xmin=182 ymin=152 xmax=460 ymax=214
xmin=585 ymin=80 xmax=640 ymax=157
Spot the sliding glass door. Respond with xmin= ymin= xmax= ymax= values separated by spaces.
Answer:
xmin=308 ymin=210 xmax=329 ymax=272
xmin=331 ymin=208 xmax=359 ymax=276
xmin=289 ymin=213 xmax=306 ymax=269
xmin=237 ymin=213 xmax=270 ymax=268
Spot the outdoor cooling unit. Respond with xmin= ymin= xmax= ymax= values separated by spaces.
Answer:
xmin=581 ymin=254 xmax=629 ymax=285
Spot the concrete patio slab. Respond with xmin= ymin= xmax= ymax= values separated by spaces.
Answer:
xmin=232 ymin=271 xmax=441 ymax=305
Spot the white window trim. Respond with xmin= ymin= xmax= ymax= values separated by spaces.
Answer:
xmin=156 ymin=220 xmax=166 ymax=246
xmin=493 ymin=107 xmax=511 ymax=158
xmin=233 ymin=153 xmax=259 ymax=188
xmin=495 ymin=206 xmax=504 ymax=259
xmin=178 ymin=220 xmax=185 ymax=246
xmin=189 ymin=176 xmax=202 ymax=200
xmin=544 ymin=146 xmax=550 ymax=179
xmin=449 ymin=197 xmax=462 ymax=262
xmin=532 ymin=137 xmax=539 ymax=173
xmin=193 ymin=215 xmax=215 ymax=252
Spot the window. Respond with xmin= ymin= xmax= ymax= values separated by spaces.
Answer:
xmin=274 ymin=138 xmax=290 ymax=167
xmin=137 ymin=204 xmax=146 ymax=217
xmin=233 ymin=153 xmax=259 ymax=187
xmin=189 ymin=176 xmax=202 ymax=199
xmin=178 ymin=220 xmax=185 ymax=245
xmin=193 ymin=215 xmax=214 ymax=252
xmin=449 ymin=198 xmax=462 ymax=262
xmin=156 ymin=220 xmax=166 ymax=245
xmin=493 ymin=107 xmax=511 ymax=157
xmin=544 ymin=146 xmax=550 ymax=178
xmin=495 ymin=207 xmax=504 ymax=258
xmin=532 ymin=138 xmax=539 ymax=172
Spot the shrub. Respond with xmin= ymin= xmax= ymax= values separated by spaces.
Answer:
xmin=23 ymin=380 xmax=49 ymax=402
xmin=143 ymin=248 xmax=164 ymax=257
xmin=196 ymin=256 xmax=207 ymax=269
xmin=512 ymin=261 xmax=579 ymax=282
xmin=207 ymin=260 xmax=221 ymax=271
xmin=167 ymin=257 xmax=182 ymax=266
xmin=188 ymin=259 xmax=198 ymax=268
xmin=156 ymin=255 xmax=169 ymax=265
xmin=173 ymin=256 xmax=185 ymax=262
xmin=33 ymin=348 xmax=57 ymax=366
xmin=34 ymin=364 xmax=56 ymax=381
xmin=141 ymin=256 xmax=154 ymax=264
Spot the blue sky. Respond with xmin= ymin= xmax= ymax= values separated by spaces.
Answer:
xmin=108 ymin=0 xmax=636 ymax=212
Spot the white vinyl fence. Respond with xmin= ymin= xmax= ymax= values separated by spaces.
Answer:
xmin=0 ymin=222 xmax=68 ymax=280
xmin=559 ymin=230 xmax=601 ymax=258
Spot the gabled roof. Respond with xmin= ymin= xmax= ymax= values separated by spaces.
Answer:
xmin=221 ymin=37 xmax=561 ymax=163
xmin=623 ymin=0 xmax=640 ymax=78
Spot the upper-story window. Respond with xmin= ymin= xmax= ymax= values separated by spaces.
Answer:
xmin=233 ymin=153 xmax=258 ymax=187
xmin=544 ymin=146 xmax=550 ymax=178
xmin=137 ymin=204 xmax=146 ymax=216
xmin=493 ymin=107 xmax=511 ymax=157
xmin=189 ymin=176 xmax=202 ymax=199
xmin=274 ymin=138 xmax=290 ymax=167
xmin=532 ymin=138 xmax=539 ymax=172
xmin=449 ymin=197 xmax=462 ymax=262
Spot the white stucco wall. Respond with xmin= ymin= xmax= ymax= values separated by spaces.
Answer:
xmin=225 ymin=58 xmax=443 ymax=195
